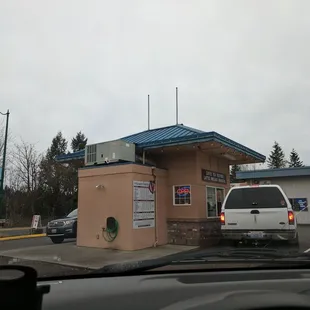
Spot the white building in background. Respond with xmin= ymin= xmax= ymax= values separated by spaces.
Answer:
xmin=236 ymin=166 xmax=310 ymax=225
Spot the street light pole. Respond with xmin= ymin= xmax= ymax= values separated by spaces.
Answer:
xmin=0 ymin=110 xmax=9 ymax=218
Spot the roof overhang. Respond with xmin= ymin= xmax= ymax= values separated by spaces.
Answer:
xmin=236 ymin=166 xmax=310 ymax=180
xmin=143 ymin=141 xmax=261 ymax=165
xmin=136 ymin=132 xmax=265 ymax=164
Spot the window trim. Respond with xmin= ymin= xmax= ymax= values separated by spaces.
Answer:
xmin=206 ymin=186 xmax=226 ymax=218
xmin=173 ymin=184 xmax=192 ymax=206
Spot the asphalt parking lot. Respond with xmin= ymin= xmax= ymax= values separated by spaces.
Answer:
xmin=0 ymin=255 xmax=93 ymax=277
xmin=0 ymin=238 xmax=90 ymax=277
xmin=1 ymin=226 xmax=310 ymax=278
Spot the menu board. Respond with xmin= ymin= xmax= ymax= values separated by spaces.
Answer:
xmin=133 ymin=181 xmax=155 ymax=229
xmin=201 ymin=169 xmax=227 ymax=184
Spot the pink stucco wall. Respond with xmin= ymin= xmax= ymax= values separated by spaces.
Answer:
xmin=77 ymin=164 xmax=168 ymax=250
xmin=77 ymin=149 xmax=231 ymax=250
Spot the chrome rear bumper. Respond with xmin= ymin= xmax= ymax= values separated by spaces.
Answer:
xmin=221 ymin=229 xmax=297 ymax=241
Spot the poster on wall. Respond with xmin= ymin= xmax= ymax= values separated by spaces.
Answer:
xmin=201 ymin=169 xmax=227 ymax=184
xmin=133 ymin=181 xmax=155 ymax=229
xmin=296 ymin=198 xmax=308 ymax=211
xmin=290 ymin=198 xmax=308 ymax=211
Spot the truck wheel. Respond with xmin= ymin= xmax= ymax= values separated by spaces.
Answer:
xmin=288 ymin=233 xmax=299 ymax=245
xmin=50 ymin=236 xmax=64 ymax=244
xmin=288 ymin=233 xmax=299 ymax=249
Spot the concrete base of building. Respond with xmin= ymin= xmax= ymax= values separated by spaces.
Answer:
xmin=167 ymin=218 xmax=221 ymax=247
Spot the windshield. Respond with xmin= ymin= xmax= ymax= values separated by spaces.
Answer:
xmin=0 ymin=1 xmax=309 ymax=279
xmin=225 ymin=188 xmax=287 ymax=209
xmin=67 ymin=209 xmax=78 ymax=218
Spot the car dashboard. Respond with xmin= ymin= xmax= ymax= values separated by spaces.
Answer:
xmin=41 ymin=268 xmax=310 ymax=310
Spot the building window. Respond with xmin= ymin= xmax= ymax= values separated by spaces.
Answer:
xmin=289 ymin=198 xmax=308 ymax=212
xmin=207 ymin=186 xmax=225 ymax=217
xmin=173 ymin=185 xmax=191 ymax=206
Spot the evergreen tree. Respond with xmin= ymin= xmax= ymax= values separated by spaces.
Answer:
xmin=289 ymin=149 xmax=304 ymax=167
xmin=267 ymin=141 xmax=286 ymax=169
xmin=71 ymin=131 xmax=88 ymax=152
xmin=46 ymin=131 xmax=68 ymax=160
xmin=39 ymin=132 xmax=74 ymax=217
xmin=230 ymin=164 xmax=241 ymax=183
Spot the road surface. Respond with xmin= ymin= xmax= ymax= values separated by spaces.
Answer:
xmin=0 ymin=236 xmax=75 ymax=251
xmin=2 ymin=226 xmax=310 ymax=252
xmin=0 ymin=226 xmax=310 ymax=278
xmin=0 ymin=255 xmax=92 ymax=277
xmin=0 ymin=238 xmax=86 ymax=277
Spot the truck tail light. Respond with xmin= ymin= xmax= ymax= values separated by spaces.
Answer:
xmin=220 ymin=212 xmax=225 ymax=225
xmin=288 ymin=211 xmax=294 ymax=225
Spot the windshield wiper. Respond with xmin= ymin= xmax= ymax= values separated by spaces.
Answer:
xmin=94 ymin=249 xmax=310 ymax=275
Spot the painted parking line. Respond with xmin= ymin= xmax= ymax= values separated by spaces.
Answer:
xmin=0 ymin=234 xmax=46 ymax=241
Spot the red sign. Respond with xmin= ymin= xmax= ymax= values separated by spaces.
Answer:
xmin=176 ymin=187 xmax=190 ymax=196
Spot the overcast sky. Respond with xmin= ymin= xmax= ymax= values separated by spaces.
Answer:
xmin=1 ymin=0 xmax=310 ymax=164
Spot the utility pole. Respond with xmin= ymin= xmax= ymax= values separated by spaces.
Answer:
xmin=0 ymin=110 xmax=9 ymax=218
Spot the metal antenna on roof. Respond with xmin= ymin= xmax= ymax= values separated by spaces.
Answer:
xmin=176 ymin=87 xmax=179 ymax=125
xmin=148 ymin=94 xmax=151 ymax=130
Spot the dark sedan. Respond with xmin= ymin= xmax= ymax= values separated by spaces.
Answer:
xmin=46 ymin=209 xmax=78 ymax=244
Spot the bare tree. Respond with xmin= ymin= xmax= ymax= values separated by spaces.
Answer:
xmin=5 ymin=166 xmax=22 ymax=191
xmin=3 ymin=140 xmax=42 ymax=225
xmin=12 ymin=139 xmax=42 ymax=192
xmin=4 ymin=168 xmax=24 ymax=225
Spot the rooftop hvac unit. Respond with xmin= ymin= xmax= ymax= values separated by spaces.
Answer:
xmin=85 ymin=140 xmax=136 ymax=166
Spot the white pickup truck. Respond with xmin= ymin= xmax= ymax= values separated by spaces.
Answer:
xmin=220 ymin=184 xmax=298 ymax=246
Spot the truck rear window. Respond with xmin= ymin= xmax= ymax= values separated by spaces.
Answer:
xmin=225 ymin=187 xmax=287 ymax=209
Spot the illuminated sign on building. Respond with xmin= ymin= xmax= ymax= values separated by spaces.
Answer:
xmin=176 ymin=186 xmax=190 ymax=197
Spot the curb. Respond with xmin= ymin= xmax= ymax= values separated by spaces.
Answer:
xmin=0 ymin=255 xmax=94 ymax=272
xmin=0 ymin=233 xmax=47 ymax=241
xmin=0 ymin=253 xmax=101 ymax=270
xmin=0 ymin=227 xmax=30 ymax=232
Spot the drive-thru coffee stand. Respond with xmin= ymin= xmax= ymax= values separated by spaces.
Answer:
xmin=56 ymin=124 xmax=265 ymax=250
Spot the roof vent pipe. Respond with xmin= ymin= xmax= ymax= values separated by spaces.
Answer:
xmin=176 ymin=87 xmax=179 ymax=125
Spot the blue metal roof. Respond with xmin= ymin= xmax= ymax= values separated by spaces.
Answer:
xmin=56 ymin=149 xmax=85 ymax=162
xmin=122 ymin=125 xmax=265 ymax=161
xmin=122 ymin=124 xmax=205 ymax=144
xmin=56 ymin=124 xmax=201 ymax=162
xmin=55 ymin=124 xmax=266 ymax=162
xmin=236 ymin=166 xmax=310 ymax=180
